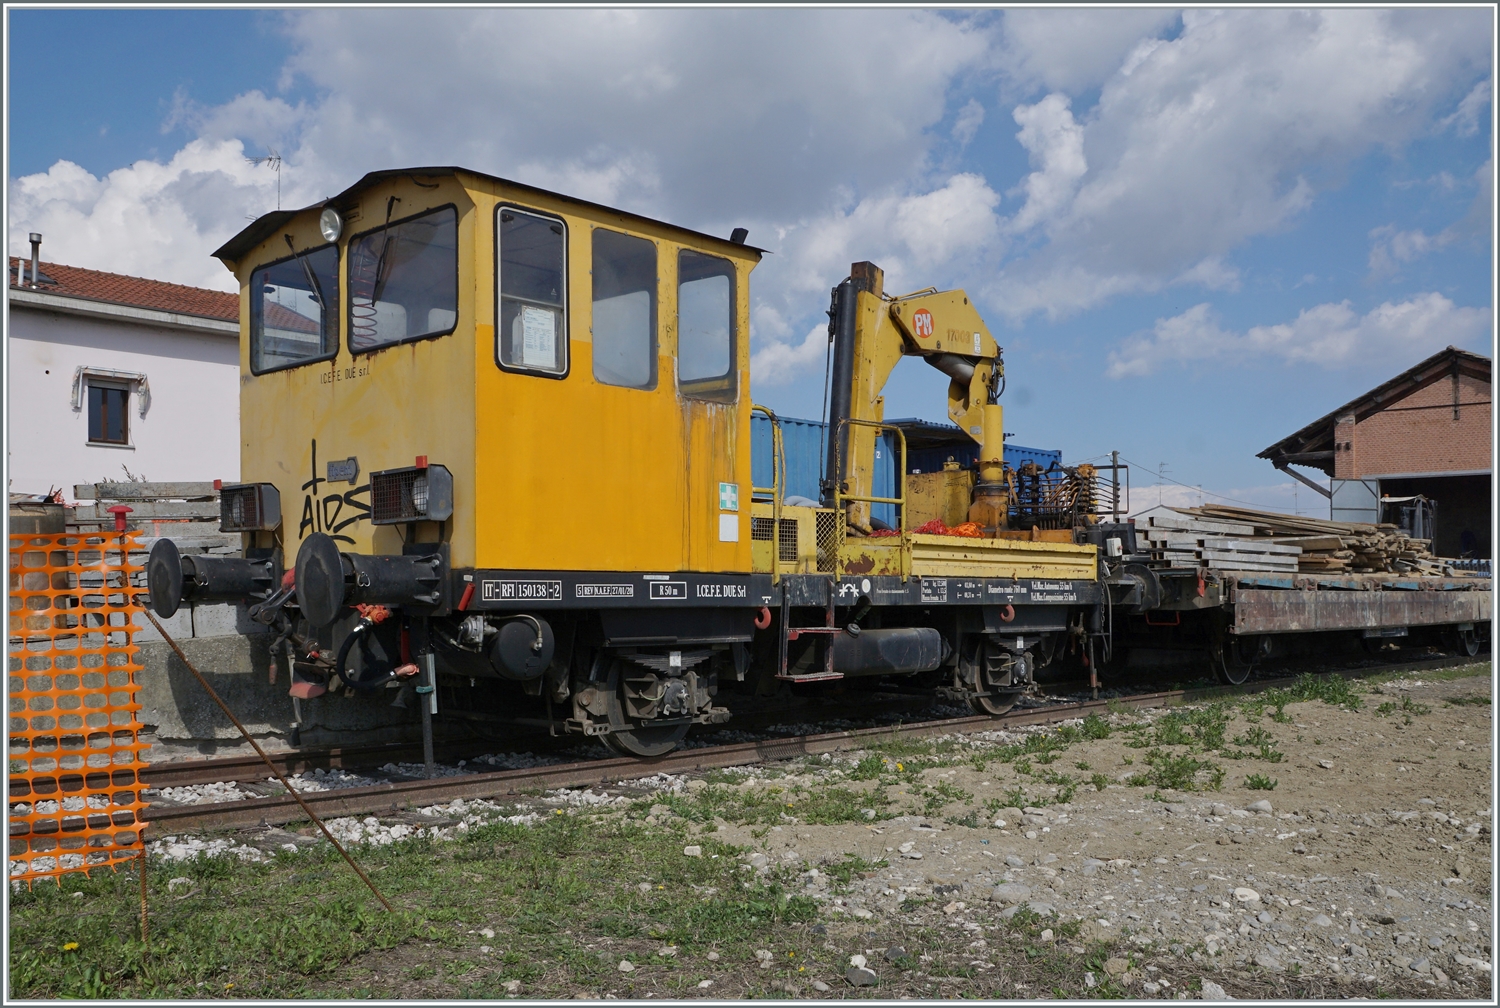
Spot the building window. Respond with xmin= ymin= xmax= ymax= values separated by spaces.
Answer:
xmin=88 ymin=384 xmax=130 ymax=445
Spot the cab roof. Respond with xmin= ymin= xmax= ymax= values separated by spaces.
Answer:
xmin=212 ymin=166 xmax=766 ymax=265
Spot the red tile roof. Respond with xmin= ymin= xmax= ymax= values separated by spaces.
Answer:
xmin=9 ymin=256 xmax=238 ymax=323
xmin=264 ymin=300 xmax=320 ymax=334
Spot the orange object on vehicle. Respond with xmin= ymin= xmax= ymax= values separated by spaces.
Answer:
xmin=948 ymin=522 xmax=984 ymax=538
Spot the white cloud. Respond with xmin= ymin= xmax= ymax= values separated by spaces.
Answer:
xmin=1107 ymin=293 xmax=1492 ymax=379
xmin=1369 ymin=159 xmax=1492 ymax=275
xmin=1007 ymin=93 xmax=1086 ymax=234
xmin=750 ymin=324 xmax=828 ymax=388
xmin=10 ymin=9 xmax=998 ymax=297
xmin=1000 ymin=9 xmax=1181 ymax=93
xmin=8 ymin=139 xmax=284 ymax=291
xmin=989 ymin=8 xmax=1493 ymax=320
xmin=746 ymin=173 xmax=1004 ymax=384
xmin=276 ymin=8 xmax=992 ymax=226
xmin=750 ymin=173 xmax=1003 ymax=323
xmin=5 ymin=6 xmax=1489 ymax=343
xmin=1440 ymin=76 xmax=1491 ymax=136
xmin=1105 ymin=303 xmax=1232 ymax=378
xmin=1172 ymin=257 xmax=1240 ymax=292
xmin=952 ymin=98 xmax=986 ymax=147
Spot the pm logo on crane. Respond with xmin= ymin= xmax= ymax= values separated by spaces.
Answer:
xmin=912 ymin=308 xmax=934 ymax=339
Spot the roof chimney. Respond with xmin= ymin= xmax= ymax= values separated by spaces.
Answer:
xmin=28 ymin=233 xmax=41 ymax=289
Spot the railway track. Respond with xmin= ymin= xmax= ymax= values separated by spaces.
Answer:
xmin=138 ymin=652 xmax=1486 ymax=834
xmin=136 ymin=691 xmax=963 ymax=790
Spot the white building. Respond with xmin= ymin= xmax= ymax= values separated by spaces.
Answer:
xmin=7 ymin=254 xmax=241 ymax=496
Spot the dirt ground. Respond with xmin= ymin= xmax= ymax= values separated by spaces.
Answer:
xmin=22 ymin=664 xmax=1486 ymax=1000
xmin=283 ymin=664 xmax=1494 ymax=1001
xmin=681 ymin=668 xmax=1494 ymax=998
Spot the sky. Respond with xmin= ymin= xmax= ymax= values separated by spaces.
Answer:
xmin=7 ymin=7 xmax=1494 ymax=515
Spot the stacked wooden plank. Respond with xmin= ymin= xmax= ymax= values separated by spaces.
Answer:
xmin=1171 ymin=504 xmax=1458 ymax=577
xmin=1135 ymin=508 xmax=1301 ymax=573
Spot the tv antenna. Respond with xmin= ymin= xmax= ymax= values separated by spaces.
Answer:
xmin=247 ymin=149 xmax=283 ymax=211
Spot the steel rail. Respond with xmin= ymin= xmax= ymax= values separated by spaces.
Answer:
xmin=137 ymin=694 xmax=953 ymax=789
xmin=138 ymin=652 xmax=1477 ymax=790
xmin=139 ymin=653 xmax=1485 ymax=834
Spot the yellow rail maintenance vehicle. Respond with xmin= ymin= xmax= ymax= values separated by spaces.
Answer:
xmin=147 ymin=167 xmax=1137 ymax=757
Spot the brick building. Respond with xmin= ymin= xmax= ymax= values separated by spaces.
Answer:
xmin=1259 ymin=346 xmax=1492 ymax=558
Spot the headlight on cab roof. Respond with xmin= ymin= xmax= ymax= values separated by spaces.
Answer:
xmin=370 ymin=459 xmax=453 ymax=525
xmin=218 ymin=482 xmax=282 ymax=532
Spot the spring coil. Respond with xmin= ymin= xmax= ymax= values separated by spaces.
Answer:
xmin=348 ymin=237 xmax=385 ymax=350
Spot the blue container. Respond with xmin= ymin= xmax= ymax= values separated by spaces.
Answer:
xmin=752 ymin=414 xmax=1062 ymax=527
xmin=751 ymin=415 xmax=827 ymax=504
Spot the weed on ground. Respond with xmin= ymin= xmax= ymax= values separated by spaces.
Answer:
xmin=12 ymin=660 xmax=1487 ymax=999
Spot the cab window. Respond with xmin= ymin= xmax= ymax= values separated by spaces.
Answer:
xmin=496 ymin=206 xmax=567 ymax=375
xmin=249 ymin=244 xmax=339 ymax=374
xmin=348 ymin=205 xmax=458 ymax=353
xmin=591 ymin=228 xmax=656 ymax=390
xmin=677 ymin=250 xmax=735 ymax=402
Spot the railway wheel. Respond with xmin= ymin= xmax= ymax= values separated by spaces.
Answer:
xmin=599 ymin=660 xmax=691 ymax=758
xmin=964 ymin=639 xmax=1019 ymax=716
xmin=1212 ymin=645 xmax=1253 ymax=686
xmin=1442 ymin=627 xmax=1482 ymax=658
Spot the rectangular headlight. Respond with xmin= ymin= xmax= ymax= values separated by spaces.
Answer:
xmin=219 ymin=482 xmax=281 ymax=532
xmin=370 ymin=463 xmax=453 ymax=525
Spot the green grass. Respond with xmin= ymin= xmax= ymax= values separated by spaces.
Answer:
xmin=1127 ymin=749 xmax=1224 ymax=792
xmin=1222 ymin=726 xmax=1285 ymax=763
xmin=656 ymin=782 xmax=890 ymax=826
xmin=1375 ymin=696 xmax=1432 ymax=720
xmin=1244 ymin=774 xmax=1278 ymax=791
xmin=1245 ymin=673 xmax=1364 ymax=718
xmin=1037 ymin=770 xmax=1079 ymax=803
xmin=821 ymin=852 xmax=888 ymax=884
xmin=9 ymin=813 xmax=842 ymax=1000
xmin=1446 ymin=695 xmax=1491 ymax=706
xmin=1365 ymin=661 xmax=1491 ymax=686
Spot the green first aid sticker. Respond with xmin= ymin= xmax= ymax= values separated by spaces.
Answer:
xmin=719 ymin=482 xmax=739 ymax=512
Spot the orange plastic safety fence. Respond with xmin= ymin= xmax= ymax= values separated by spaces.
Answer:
xmin=8 ymin=531 xmax=150 ymax=886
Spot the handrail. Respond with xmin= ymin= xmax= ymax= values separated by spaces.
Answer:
xmin=751 ymin=404 xmax=784 ymax=585
xmin=833 ymin=418 xmax=909 ymax=581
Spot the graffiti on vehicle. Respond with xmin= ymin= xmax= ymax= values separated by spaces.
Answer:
xmin=300 ymin=439 xmax=370 ymax=543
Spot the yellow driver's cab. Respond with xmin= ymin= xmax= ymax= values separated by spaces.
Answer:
xmin=219 ymin=167 xmax=760 ymax=576
xmin=147 ymin=167 xmax=767 ymax=754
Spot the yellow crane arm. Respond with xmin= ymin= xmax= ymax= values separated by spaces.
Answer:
xmin=830 ymin=262 xmax=1005 ymax=533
